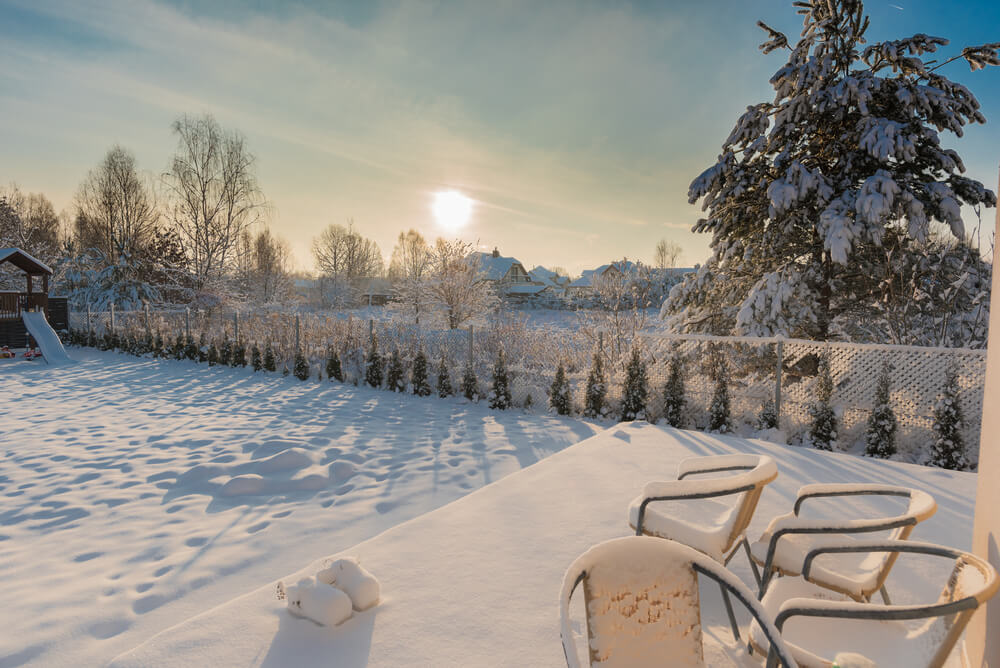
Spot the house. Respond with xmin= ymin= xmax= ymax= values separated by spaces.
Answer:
xmin=470 ymin=248 xmax=543 ymax=298
xmin=566 ymin=261 xmax=637 ymax=297
xmin=528 ymin=266 xmax=571 ymax=297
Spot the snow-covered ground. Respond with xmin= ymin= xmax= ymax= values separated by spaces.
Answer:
xmin=0 ymin=349 xmax=600 ymax=667
xmin=110 ymin=422 xmax=978 ymax=667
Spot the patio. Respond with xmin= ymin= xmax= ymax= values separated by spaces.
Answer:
xmin=111 ymin=423 xmax=978 ymax=667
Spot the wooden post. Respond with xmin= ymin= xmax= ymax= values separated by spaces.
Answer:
xmin=774 ymin=339 xmax=784 ymax=428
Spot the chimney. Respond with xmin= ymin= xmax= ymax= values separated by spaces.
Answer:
xmin=492 ymin=247 xmax=500 ymax=258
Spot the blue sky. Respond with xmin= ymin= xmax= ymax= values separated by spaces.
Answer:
xmin=1 ymin=0 xmax=998 ymax=273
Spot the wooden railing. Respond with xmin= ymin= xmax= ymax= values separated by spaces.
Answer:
xmin=0 ymin=293 xmax=49 ymax=320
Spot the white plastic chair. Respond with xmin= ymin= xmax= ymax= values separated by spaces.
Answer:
xmin=627 ymin=454 xmax=778 ymax=638
xmin=749 ymin=484 xmax=937 ymax=602
xmin=748 ymin=540 xmax=999 ymax=668
xmin=561 ymin=536 xmax=798 ymax=667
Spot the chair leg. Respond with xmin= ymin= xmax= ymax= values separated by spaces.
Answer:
xmin=719 ymin=582 xmax=741 ymax=642
xmin=742 ymin=538 xmax=762 ymax=587
xmin=879 ymin=584 xmax=891 ymax=605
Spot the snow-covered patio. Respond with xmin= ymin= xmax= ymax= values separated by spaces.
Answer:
xmin=111 ymin=421 xmax=979 ymax=667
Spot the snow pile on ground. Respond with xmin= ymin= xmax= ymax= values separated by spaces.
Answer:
xmin=0 ymin=349 xmax=599 ymax=667
xmin=112 ymin=422 xmax=978 ymax=667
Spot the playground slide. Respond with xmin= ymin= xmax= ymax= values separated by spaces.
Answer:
xmin=22 ymin=311 xmax=74 ymax=365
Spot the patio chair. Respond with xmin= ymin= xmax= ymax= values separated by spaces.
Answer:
xmin=749 ymin=484 xmax=936 ymax=602
xmin=560 ymin=536 xmax=798 ymax=668
xmin=747 ymin=540 xmax=999 ymax=668
xmin=627 ymin=453 xmax=778 ymax=639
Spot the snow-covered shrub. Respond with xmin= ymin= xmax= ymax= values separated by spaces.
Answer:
xmin=927 ymin=364 xmax=970 ymax=470
xmin=662 ymin=352 xmax=686 ymax=428
xmin=251 ymin=343 xmax=262 ymax=371
xmin=809 ymin=355 xmax=837 ymax=450
xmin=757 ymin=398 xmax=778 ymax=430
xmin=198 ymin=333 xmax=208 ymax=363
xmin=865 ymin=361 xmax=897 ymax=458
xmin=232 ymin=341 xmax=246 ymax=367
xmin=411 ymin=349 xmax=431 ymax=397
xmin=437 ymin=356 xmax=453 ymax=398
xmin=708 ymin=357 xmax=732 ymax=433
xmin=461 ymin=361 xmax=479 ymax=402
xmin=220 ymin=338 xmax=233 ymax=366
xmin=583 ymin=353 xmax=607 ymax=419
xmin=620 ymin=346 xmax=648 ymax=422
xmin=326 ymin=349 xmax=343 ymax=382
xmin=207 ymin=341 xmax=219 ymax=366
xmin=386 ymin=348 xmax=405 ymax=392
xmin=549 ymin=361 xmax=571 ymax=415
xmin=294 ymin=351 xmax=309 ymax=381
xmin=264 ymin=342 xmax=276 ymax=372
xmin=365 ymin=337 xmax=383 ymax=388
xmin=489 ymin=349 xmax=512 ymax=410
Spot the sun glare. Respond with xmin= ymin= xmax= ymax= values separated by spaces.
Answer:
xmin=432 ymin=190 xmax=473 ymax=230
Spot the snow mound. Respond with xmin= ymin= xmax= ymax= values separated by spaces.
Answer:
xmin=219 ymin=474 xmax=266 ymax=497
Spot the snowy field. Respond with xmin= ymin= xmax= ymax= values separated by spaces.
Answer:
xmin=0 ymin=350 xmax=599 ymax=667
xmin=111 ymin=422 xmax=978 ymax=667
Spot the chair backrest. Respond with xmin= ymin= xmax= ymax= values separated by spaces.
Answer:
xmin=561 ymin=537 xmax=796 ymax=668
xmin=677 ymin=454 xmax=778 ymax=553
xmin=924 ymin=549 xmax=999 ymax=667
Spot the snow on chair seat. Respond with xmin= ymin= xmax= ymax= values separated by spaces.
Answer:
xmin=750 ymin=484 xmax=936 ymax=602
xmin=560 ymin=536 xmax=798 ymax=668
xmin=747 ymin=540 xmax=999 ymax=668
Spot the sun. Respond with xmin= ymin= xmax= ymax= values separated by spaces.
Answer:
xmin=432 ymin=190 xmax=473 ymax=230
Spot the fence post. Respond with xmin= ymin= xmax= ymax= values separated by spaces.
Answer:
xmin=110 ymin=303 xmax=115 ymax=335
xmin=185 ymin=307 xmax=191 ymax=341
xmin=296 ymin=314 xmax=301 ymax=353
xmin=774 ymin=339 xmax=784 ymax=428
xmin=369 ymin=319 xmax=375 ymax=349
xmin=468 ymin=325 xmax=474 ymax=367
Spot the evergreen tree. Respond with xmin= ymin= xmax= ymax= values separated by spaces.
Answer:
xmin=461 ymin=361 xmax=479 ymax=402
xmin=489 ymin=349 xmax=512 ymax=410
xmin=207 ymin=341 xmax=219 ymax=366
xmin=437 ymin=356 xmax=454 ymax=398
xmin=219 ymin=337 xmax=233 ymax=366
xmin=365 ymin=337 xmax=383 ymax=388
xmin=172 ymin=335 xmax=185 ymax=360
xmin=411 ymin=349 xmax=431 ymax=397
xmin=927 ymin=364 xmax=970 ymax=470
xmin=282 ymin=363 xmax=290 ymax=377
xmin=662 ymin=352 xmax=686 ymax=428
xmin=757 ymin=398 xmax=778 ymax=430
xmin=620 ymin=346 xmax=649 ymax=422
xmin=326 ymin=349 xmax=344 ymax=382
xmin=251 ymin=343 xmax=263 ymax=371
xmin=809 ymin=354 xmax=838 ymax=450
xmin=549 ymin=361 xmax=571 ymax=416
xmin=184 ymin=335 xmax=198 ymax=361
xmin=152 ymin=332 xmax=164 ymax=358
xmin=386 ymin=348 xmax=406 ymax=392
xmin=198 ymin=332 xmax=208 ymax=362
xmin=583 ymin=353 xmax=607 ymax=419
xmin=708 ymin=357 xmax=732 ymax=433
xmin=294 ymin=351 xmax=310 ymax=381
xmin=263 ymin=343 xmax=276 ymax=372
xmin=232 ymin=341 xmax=246 ymax=367
xmin=662 ymin=2 xmax=999 ymax=340
xmin=865 ymin=361 xmax=898 ymax=458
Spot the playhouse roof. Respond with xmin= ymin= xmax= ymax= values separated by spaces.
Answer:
xmin=0 ymin=248 xmax=53 ymax=275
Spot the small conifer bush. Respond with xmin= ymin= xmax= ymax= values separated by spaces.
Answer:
xmin=489 ymin=349 xmax=512 ymax=410
xmin=232 ymin=341 xmax=246 ymax=367
xmin=437 ymin=356 xmax=454 ymax=397
xmin=549 ymin=361 xmax=571 ymax=416
xmin=662 ymin=352 xmax=686 ymax=428
xmin=207 ymin=342 xmax=219 ymax=367
xmin=220 ymin=338 xmax=233 ymax=366
xmin=198 ymin=333 xmax=208 ymax=362
xmin=865 ymin=361 xmax=897 ymax=458
xmin=757 ymin=398 xmax=778 ymax=430
xmin=708 ymin=356 xmax=732 ymax=433
xmin=326 ymin=349 xmax=344 ymax=382
xmin=365 ymin=337 xmax=384 ymax=388
xmin=461 ymin=361 xmax=479 ymax=401
xmin=583 ymin=353 xmax=607 ymax=419
xmin=809 ymin=354 xmax=837 ymax=450
xmin=927 ymin=365 xmax=970 ymax=471
xmin=264 ymin=343 xmax=277 ymax=372
xmin=251 ymin=343 xmax=263 ymax=371
xmin=386 ymin=348 xmax=406 ymax=392
xmin=411 ymin=349 xmax=431 ymax=397
xmin=294 ymin=351 xmax=310 ymax=381
xmin=621 ymin=346 xmax=649 ymax=422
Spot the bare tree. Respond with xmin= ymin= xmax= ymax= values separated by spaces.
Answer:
xmin=312 ymin=220 xmax=383 ymax=307
xmin=76 ymin=147 xmax=159 ymax=263
xmin=428 ymin=238 xmax=496 ymax=329
xmin=0 ymin=185 xmax=61 ymax=261
xmin=163 ymin=114 xmax=266 ymax=290
xmin=388 ymin=229 xmax=433 ymax=324
xmin=654 ymin=238 xmax=682 ymax=269
xmin=239 ymin=227 xmax=292 ymax=302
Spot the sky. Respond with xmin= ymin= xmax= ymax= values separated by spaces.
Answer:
xmin=2 ymin=0 xmax=999 ymax=275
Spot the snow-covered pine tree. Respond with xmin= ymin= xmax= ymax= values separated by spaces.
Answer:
xmin=294 ymin=351 xmax=309 ymax=381
xmin=809 ymin=354 xmax=838 ymax=450
xmin=549 ymin=361 xmax=571 ymax=416
xmin=411 ymin=349 xmax=431 ymax=397
xmin=620 ymin=346 xmax=648 ymax=422
xmin=264 ymin=343 xmax=276 ymax=372
xmin=708 ymin=357 xmax=732 ymax=433
xmin=386 ymin=348 xmax=406 ymax=392
xmin=251 ymin=343 xmax=263 ymax=371
xmin=219 ymin=338 xmax=233 ymax=366
xmin=198 ymin=333 xmax=208 ymax=362
xmin=489 ymin=349 xmax=512 ymax=410
xmin=662 ymin=352 xmax=686 ymax=428
xmin=326 ymin=349 xmax=344 ymax=382
xmin=172 ymin=335 xmax=185 ymax=360
xmin=438 ymin=356 xmax=454 ymax=398
xmin=461 ymin=361 xmax=479 ymax=402
xmin=662 ymin=1 xmax=999 ymax=341
xmin=865 ymin=361 xmax=898 ymax=458
xmin=583 ymin=352 xmax=607 ymax=419
xmin=232 ymin=341 xmax=246 ymax=367
xmin=184 ymin=335 xmax=198 ymax=361
xmin=757 ymin=398 xmax=778 ymax=430
xmin=927 ymin=364 xmax=970 ymax=470
xmin=153 ymin=332 xmax=164 ymax=358
xmin=207 ymin=341 xmax=219 ymax=366
xmin=365 ymin=337 xmax=383 ymax=388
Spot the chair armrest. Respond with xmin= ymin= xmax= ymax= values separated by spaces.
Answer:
xmin=774 ymin=595 xmax=979 ymax=631
xmin=801 ymin=539 xmax=965 ymax=582
xmin=635 ymin=480 xmax=755 ymax=536
xmin=793 ymin=484 xmax=912 ymax=516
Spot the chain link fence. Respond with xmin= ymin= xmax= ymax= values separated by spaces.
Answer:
xmin=69 ymin=307 xmax=986 ymax=464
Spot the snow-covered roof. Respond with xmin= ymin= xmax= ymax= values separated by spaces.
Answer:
xmin=568 ymin=260 xmax=642 ymax=288
xmin=470 ymin=252 xmax=526 ymax=282
xmin=0 ymin=247 xmax=53 ymax=275
xmin=505 ymin=284 xmax=546 ymax=295
xmin=529 ymin=266 xmax=569 ymax=289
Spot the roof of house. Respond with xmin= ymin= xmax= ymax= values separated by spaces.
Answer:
xmin=0 ymin=248 xmax=53 ymax=275
xmin=471 ymin=252 xmax=526 ymax=282
xmin=568 ymin=260 xmax=642 ymax=288
xmin=529 ymin=266 xmax=569 ymax=288
xmin=505 ymin=284 xmax=547 ymax=295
